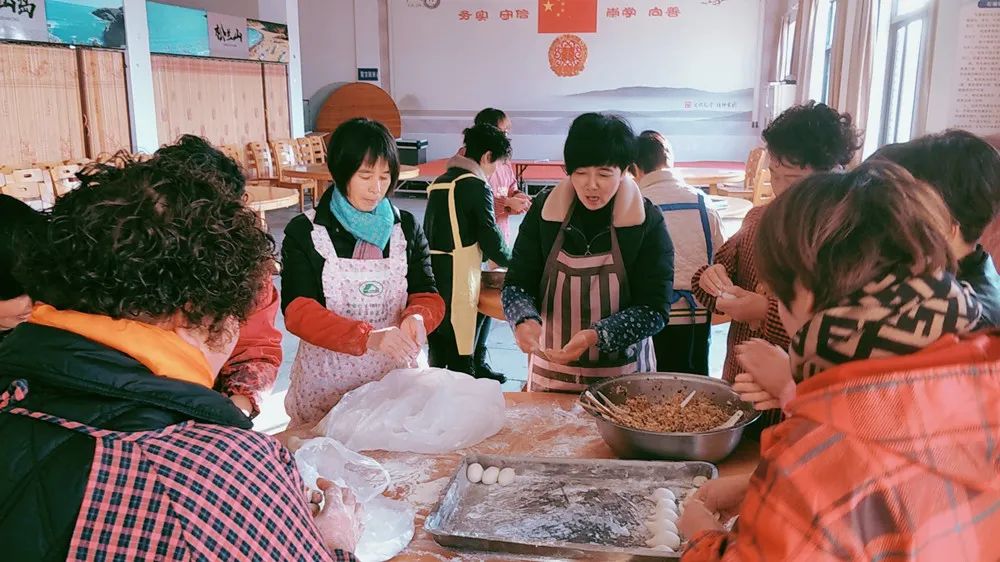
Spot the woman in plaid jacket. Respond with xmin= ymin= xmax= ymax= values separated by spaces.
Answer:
xmin=0 ymin=154 xmax=360 ymax=561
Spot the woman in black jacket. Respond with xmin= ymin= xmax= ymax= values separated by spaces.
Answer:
xmin=0 ymin=194 xmax=45 ymax=340
xmin=281 ymin=118 xmax=445 ymax=428
xmin=502 ymin=113 xmax=675 ymax=392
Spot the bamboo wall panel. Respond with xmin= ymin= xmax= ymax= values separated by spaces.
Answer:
xmin=262 ymin=63 xmax=291 ymax=140
xmin=151 ymin=55 xmax=267 ymax=147
xmin=0 ymin=43 xmax=86 ymax=167
xmin=78 ymin=49 xmax=131 ymax=156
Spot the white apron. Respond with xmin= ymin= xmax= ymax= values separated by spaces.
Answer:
xmin=285 ymin=209 xmax=409 ymax=428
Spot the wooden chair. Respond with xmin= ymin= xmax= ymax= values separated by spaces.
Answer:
xmin=751 ymin=168 xmax=774 ymax=206
xmin=64 ymin=158 xmax=92 ymax=167
xmin=1 ymin=168 xmax=53 ymax=210
xmin=719 ymin=147 xmax=767 ymax=200
xmin=218 ymin=144 xmax=245 ymax=167
xmin=269 ymin=139 xmax=316 ymax=212
xmin=296 ymin=137 xmax=326 ymax=165
xmin=49 ymin=164 xmax=83 ymax=198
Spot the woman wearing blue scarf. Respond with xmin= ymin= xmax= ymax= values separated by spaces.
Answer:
xmin=280 ymin=118 xmax=445 ymax=429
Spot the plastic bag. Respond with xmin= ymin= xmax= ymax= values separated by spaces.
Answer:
xmin=315 ymin=367 xmax=506 ymax=454
xmin=295 ymin=437 xmax=389 ymax=504
xmin=295 ymin=437 xmax=414 ymax=562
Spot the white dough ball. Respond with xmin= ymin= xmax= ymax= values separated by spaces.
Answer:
xmin=497 ymin=467 xmax=516 ymax=486
xmin=655 ymin=501 xmax=679 ymax=517
xmin=482 ymin=466 xmax=500 ymax=485
xmin=657 ymin=519 xmax=679 ymax=535
xmin=466 ymin=463 xmax=484 ymax=483
xmin=651 ymin=530 xmax=681 ymax=550
xmin=652 ymin=488 xmax=676 ymax=502
xmin=693 ymin=475 xmax=709 ymax=487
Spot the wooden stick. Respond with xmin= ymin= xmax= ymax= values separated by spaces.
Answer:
xmin=594 ymin=391 xmax=629 ymax=415
xmin=680 ymin=390 xmax=697 ymax=409
xmin=582 ymin=392 xmax=616 ymax=418
xmin=712 ymin=411 xmax=744 ymax=430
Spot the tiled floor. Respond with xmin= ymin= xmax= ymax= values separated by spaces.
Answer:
xmin=253 ymin=193 xmax=734 ymax=433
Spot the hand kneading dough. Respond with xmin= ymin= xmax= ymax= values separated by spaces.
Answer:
xmin=652 ymin=488 xmax=676 ymax=502
xmin=467 ymin=463 xmax=484 ymax=483
xmin=498 ymin=467 xmax=516 ymax=486
xmin=482 ymin=466 xmax=500 ymax=485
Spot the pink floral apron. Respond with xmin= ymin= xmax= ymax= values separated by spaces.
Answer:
xmin=285 ymin=210 xmax=409 ymax=428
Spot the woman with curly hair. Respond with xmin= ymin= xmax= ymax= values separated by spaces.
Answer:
xmin=0 ymin=194 xmax=45 ymax=340
xmin=152 ymin=134 xmax=283 ymax=419
xmin=691 ymin=102 xmax=863 ymax=382
xmin=0 ymin=155 xmax=362 ymax=561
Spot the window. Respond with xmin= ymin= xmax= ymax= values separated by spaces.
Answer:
xmin=776 ymin=9 xmax=797 ymax=81
xmin=808 ymin=0 xmax=837 ymax=103
xmin=877 ymin=0 xmax=934 ymax=145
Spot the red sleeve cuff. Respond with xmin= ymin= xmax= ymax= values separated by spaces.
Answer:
xmin=403 ymin=292 xmax=446 ymax=332
xmin=681 ymin=530 xmax=730 ymax=561
xmin=285 ymin=297 xmax=373 ymax=356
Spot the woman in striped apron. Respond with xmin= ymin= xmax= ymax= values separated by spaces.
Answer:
xmin=502 ymin=113 xmax=675 ymax=392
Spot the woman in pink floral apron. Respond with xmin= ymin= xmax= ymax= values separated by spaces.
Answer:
xmin=281 ymin=119 xmax=445 ymax=428
xmin=502 ymin=113 xmax=675 ymax=392
xmin=0 ymin=154 xmax=360 ymax=560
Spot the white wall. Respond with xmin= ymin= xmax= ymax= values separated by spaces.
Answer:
xmin=298 ymin=0 xmax=358 ymax=130
xmin=169 ymin=0 xmax=261 ymax=18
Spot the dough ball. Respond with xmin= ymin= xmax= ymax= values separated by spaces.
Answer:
xmin=655 ymin=501 xmax=679 ymax=518
xmin=657 ymin=519 xmax=679 ymax=536
xmin=482 ymin=466 xmax=500 ymax=485
xmin=651 ymin=530 xmax=681 ymax=550
xmin=652 ymin=487 xmax=676 ymax=502
xmin=693 ymin=475 xmax=709 ymax=487
xmin=498 ymin=467 xmax=516 ymax=486
xmin=649 ymin=544 xmax=675 ymax=553
xmin=466 ymin=463 xmax=484 ymax=484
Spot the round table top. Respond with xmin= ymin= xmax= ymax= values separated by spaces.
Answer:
xmin=246 ymin=185 xmax=300 ymax=212
xmin=283 ymin=163 xmax=420 ymax=182
xmin=278 ymin=392 xmax=759 ymax=561
xmin=708 ymin=195 xmax=754 ymax=219
xmin=678 ymin=167 xmax=746 ymax=186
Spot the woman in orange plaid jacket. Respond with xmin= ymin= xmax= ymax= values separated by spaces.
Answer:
xmin=679 ymin=162 xmax=998 ymax=561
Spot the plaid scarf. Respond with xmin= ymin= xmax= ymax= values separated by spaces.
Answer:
xmin=790 ymin=271 xmax=982 ymax=381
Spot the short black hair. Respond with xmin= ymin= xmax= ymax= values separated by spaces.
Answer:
xmin=0 ymin=195 xmax=46 ymax=300
xmin=635 ymin=130 xmax=673 ymax=173
xmin=153 ymin=134 xmax=247 ymax=196
xmin=474 ymin=108 xmax=508 ymax=128
xmin=463 ymin=123 xmax=512 ymax=164
xmin=762 ymin=101 xmax=862 ymax=170
xmin=327 ymin=118 xmax=400 ymax=197
xmin=872 ymin=130 xmax=1000 ymax=244
xmin=564 ymin=113 xmax=636 ymax=173
xmin=16 ymin=159 xmax=275 ymax=342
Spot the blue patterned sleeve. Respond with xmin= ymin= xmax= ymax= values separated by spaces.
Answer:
xmin=502 ymin=284 xmax=542 ymax=326
xmin=592 ymin=305 xmax=666 ymax=354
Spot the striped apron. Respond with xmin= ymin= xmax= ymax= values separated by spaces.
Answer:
xmin=528 ymin=202 xmax=655 ymax=392
xmin=659 ymin=193 xmax=714 ymax=324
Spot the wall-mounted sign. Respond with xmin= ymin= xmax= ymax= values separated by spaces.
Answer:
xmin=208 ymin=12 xmax=248 ymax=59
xmin=358 ymin=67 xmax=379 ymax=81
xmin=248 ymin=18 xmax=288 ymax=62
xmin=0 ymin=0 xmax=48 ymax=42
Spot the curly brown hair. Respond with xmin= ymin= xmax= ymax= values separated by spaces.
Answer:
xmin=16 ymin=157 xmax=275 ymax=343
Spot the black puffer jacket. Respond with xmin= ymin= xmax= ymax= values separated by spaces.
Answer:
xmin=0 ymin=323 xmax=253 ymax=562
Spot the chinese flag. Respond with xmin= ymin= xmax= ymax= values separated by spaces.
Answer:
xmin=538 ymin=0 xmax=597 ymax=33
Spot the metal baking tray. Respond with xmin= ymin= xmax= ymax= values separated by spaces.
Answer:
xmin=424 ymin=454 xmax=717 ymax=560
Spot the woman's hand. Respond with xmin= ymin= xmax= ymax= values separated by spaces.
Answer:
xmin=735 ymin=339 xmax=795 ymax=407
xmin=399 ymin=314 xmax=427 ymax=347
xmin=693 ymin=474 xmax=751 ymax=517
xmin=367 ymin=327 xmax=419 ymax=363
xmin=514 ymin=320 xmax=543 ymax=354
xmin=715 ymin=286 xmax=769 ymax=324
xmin=543 ymin=329 xmax=598 ymax=364
xmin=732 ymin=374 xmax=781 ymax=410
xmin=312 ymin=478 xmax=364 ymax=555
xmin=677 ymin=498 xmax=724 ymax=538
xmin=229 ymin=394 xmax=254 ymax=416
xmin=698 ymin=264 xmax=735 ymax=297
xmin=506 ymin=194 xmax=530 ymax=214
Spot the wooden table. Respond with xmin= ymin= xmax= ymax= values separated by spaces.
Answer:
xmin=246 ymin=185 xmax=300 ymax=229
xmin=512 ymin=160 xmax=565 ymax=186
xmin=708 ymin=195 xmax=753 ymax=220
xmin=678 ymin=168 xmax=746 ymax=196
xmin=282 ymin=392 xmax=759 ymax=561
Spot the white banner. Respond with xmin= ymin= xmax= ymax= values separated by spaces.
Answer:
xmin=0 ymin=0 xmax=48 ymax=42
xmin=389 ymin=0 xmax=763 ymax=160
xmin=208 ymin=12 xmax=249 ymax=59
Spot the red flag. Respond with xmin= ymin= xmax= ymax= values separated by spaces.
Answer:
xmin=537 ymin=0 xmax=597 ymax=33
